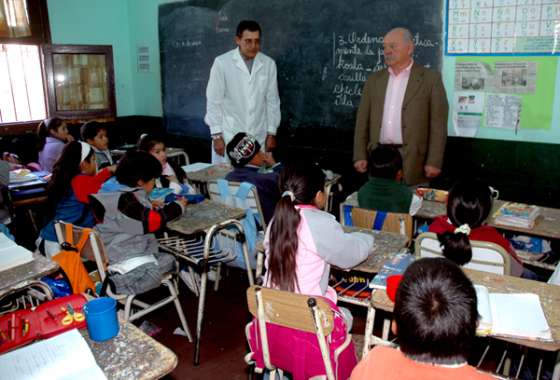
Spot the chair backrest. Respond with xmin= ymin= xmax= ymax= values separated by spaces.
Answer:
xmin=54 ymin=222 xmax=109 ymax=281
xmin=208 ymin=179 xmax=266 ymax=230
xmin=340 ymin=204 xmax=413 ymax=242
xmin=415 ymin=232 xmax=511 ymax=275
xmin=246 ymin=286 xmax=334 ymax=335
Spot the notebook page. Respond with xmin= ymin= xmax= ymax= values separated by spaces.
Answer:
xmin=0 ymin=329 xmax=107 ymax=380
xmin=489 ymin=293 xmax=552 ymax=341
xmin=182 ymin=162 xmax=213 ymax=173
xmin=474 ymin=285 xmax=492 ymax=335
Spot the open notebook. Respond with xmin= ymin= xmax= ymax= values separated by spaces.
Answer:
xmin=0 ymin=233 xmax=33 ymax=271
xmin=0 ymin=329 xmax=106 ymax=380
xmin=475 ymin=285 xmax=553 ymax=341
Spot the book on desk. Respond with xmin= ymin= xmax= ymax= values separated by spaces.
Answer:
xmin=369 ymin=251 xmax=415 ymax=290
xmin=0 ymin=233 xmax=33 ymax=271
xmin=493 ymin=202 xmax=541 ymax=229
xmin=475 ymin=285 xmax=552 ymax=341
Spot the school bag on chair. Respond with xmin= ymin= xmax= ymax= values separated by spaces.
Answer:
xmin=52 ymin=223 xmax=95 ymax=294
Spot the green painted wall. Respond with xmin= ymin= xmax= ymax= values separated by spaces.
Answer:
xmin=47 ymin=0 xmax=135 ymax=116
xmin=48 ymin=0 xmax=560 ymax=144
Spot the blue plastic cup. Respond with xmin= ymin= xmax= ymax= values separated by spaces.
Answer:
xmin=84 ymin=297 xmax=119 ymax=342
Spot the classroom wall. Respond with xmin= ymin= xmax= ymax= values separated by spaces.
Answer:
xmin=47 ymin=0 xmax=136 ymax=116
xmin=48 ymin=0 xmax=559 ymax=143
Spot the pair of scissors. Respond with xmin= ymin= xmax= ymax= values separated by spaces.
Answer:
xmin=61 ymin=304 xmax=85 ymax=325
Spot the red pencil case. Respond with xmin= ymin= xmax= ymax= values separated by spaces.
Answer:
xmin=0 ymin=294 xmax=87 ymax=353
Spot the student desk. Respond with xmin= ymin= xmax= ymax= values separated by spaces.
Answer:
xmin=0 ymin=254 xmax=58 ymax=301
xmin=185 ymin=163 xmax=341 ymax=212
xmin=366 ymin=269 xmax=560 ymax=378
xmin=158 ymin=199 xmax=248 ymax=366
xmin=343 ymin=193 xmax=560 ymax=270
xmin=85 ymin=321 xmax=177 ymax=379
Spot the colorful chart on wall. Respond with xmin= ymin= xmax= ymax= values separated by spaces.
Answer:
xmin=446 ymin=0 xmax=560 ymax=55
xmin=452 ymin=56 xmax=557 ymax=138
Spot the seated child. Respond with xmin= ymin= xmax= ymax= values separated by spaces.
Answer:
xmin=428 ymin=180 xmax=526 ymax=277
xmin=90 ymin=151 xmax=187 ymax=295
xmin=351 ymin=257 xmax=495 ymax=380
xmin=226 ymin=132 xmax=281 ymax=224
xmin=265 ymin=161 xmax=373 ymax=312
xmin=38 ymin=141 xmax=114 ymax=257
xmin=358 ymin=145 xmax=413 ymax=213
xmin=81 ymin=121 xmax=113 ymax=170
xmin=137 ymin=134 xmax=194 ymax=195
xmin=37 ymin=117 xmax=74 ymax=172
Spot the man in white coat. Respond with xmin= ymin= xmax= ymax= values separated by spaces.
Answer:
xmin=205 ymin=20 xmax=281 ymax=164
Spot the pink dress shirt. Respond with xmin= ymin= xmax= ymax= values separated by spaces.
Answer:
xmin=379 ymin=60 xmax=414 ymax=145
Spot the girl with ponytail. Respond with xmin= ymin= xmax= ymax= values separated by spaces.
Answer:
xmin=37 ymin=117 xmax=74 ymax=172
xmin=264 ymin=161 xmax=374 ymax=307
xmin=429 ymin=180 xmax=527 ymax=277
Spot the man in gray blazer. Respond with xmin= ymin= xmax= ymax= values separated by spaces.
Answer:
xmin=353 ymin=27 xmax=448 ymax=185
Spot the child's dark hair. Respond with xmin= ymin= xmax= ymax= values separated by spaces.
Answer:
xmin=236 ymin=20 xmax=261 ymax=37
xmin=37 ymin=117 xmax=64 ymax=150
xmin=137 ymin=133 xmax=186 ymax=183
xmin=268 ymin=162 xmax=325 ymax=292
xmin=368 ymin=145 xmax=403 ymax=179
xmin=80 ymin=121 xmax=106 ymax=142
xmin=437 ymin=180 xmax=493 ymax=266
xmin=395 ymin=257 xmax=478 ymax=364
xmin=115 ymin=151 xmax=162 ymax=188
xmin=47 ymin=141 xmax=94 ymax=216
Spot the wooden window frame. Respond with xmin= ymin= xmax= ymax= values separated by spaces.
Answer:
xmin=0 ymin=0 xmax=51 ymax=45
xmin=42 ymin=44 xmax=116 ymax=121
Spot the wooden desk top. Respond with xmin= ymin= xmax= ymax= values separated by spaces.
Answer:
xmin=167 ymin=199 xmax=246 ymax=235
xmin=85 ymin=322 xmax=177 ymax=379
xmin=371 ymin=269 xmax=560 ymax=352
xmin=186 ymin=163 xmax=233 ymax=183
xmin=343 ymin=227 xmax=409 ymax=273
xmin=0 ymin=254 xmax=59 ymax=298
xmin=343 ymin=192 xmax=560 ymax=240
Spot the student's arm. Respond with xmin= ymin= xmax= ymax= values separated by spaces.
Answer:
xmin=204 ymin=59 xmax=226 ymax=136
xmin=306 ymin=210 xmax=373 ymax=269
xmin=117 ymin=192 xmax=184 ymax=234
xmin=71 ymin=168 xmax=113 ymax=203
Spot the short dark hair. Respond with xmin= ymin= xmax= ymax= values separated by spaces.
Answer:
xmin=368 ymin=145 xmax=403 ymax=179
xmin=395 ymin=257 xmax=478 ymax=363
xmin=80 ymin=121 xmax=107 ymax=142
xmin=115 ymin=151 xmax=162 ymax=188
xmin=236 ymin=20 xmax=261 ymax=37
xmin=437 ymin=180 xmax=493 ymax=265
xmin=137 ymin=133 xmax=164 ymax=153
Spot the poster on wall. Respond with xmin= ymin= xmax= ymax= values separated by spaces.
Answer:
xmin=486 ymin=94 xmax=522 ymax=131
xmin=446 ymin=0 xmax=560 ymax=55
xmin=453 ymin=92 xmax=484 ymax=137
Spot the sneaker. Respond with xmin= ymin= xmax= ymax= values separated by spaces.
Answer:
xmin=207 ymin=268 xmax=217 ymax=282
xmin=179 ymin=270 xmax=199 ymax=295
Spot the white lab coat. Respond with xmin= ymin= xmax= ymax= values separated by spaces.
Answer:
xmin=205 ymin=48 xmax=281 ymax=162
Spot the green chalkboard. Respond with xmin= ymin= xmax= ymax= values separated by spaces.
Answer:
xmin=159 ymin=0 xmax=443 ymax=138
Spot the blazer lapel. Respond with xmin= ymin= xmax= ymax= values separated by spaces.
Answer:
xmin=377 ymin=70 xmax=390 ymax=99
xmin=403 ymin=64 xmax=425 ymax=107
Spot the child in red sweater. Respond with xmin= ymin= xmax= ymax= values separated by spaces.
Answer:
xmin=428 ymin=180 xmax=529 ymax=277
xmin=38 ymin=141 xmax=115 ymax=257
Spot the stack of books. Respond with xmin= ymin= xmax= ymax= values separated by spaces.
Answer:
xmin=493 ymin=202 xmax=541 ymax=229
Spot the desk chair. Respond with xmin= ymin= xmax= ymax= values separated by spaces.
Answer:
xmin=54 ymin=222 xmax=193 ymax=342
xmin=341 ymin=205 xmax=413 ymax=243
xmin=166 ymin=147 xmax=190 ymax=166
xmin=208 ymin=179 xmax=267 ymax=280
xmin=245 ymin=286 xmax=357 ymax=380
xmin=415 ymin=232 xmax=511 ymax=275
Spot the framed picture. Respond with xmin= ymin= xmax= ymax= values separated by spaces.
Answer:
xmin=42 ymin=44 xmax=116 ymax=120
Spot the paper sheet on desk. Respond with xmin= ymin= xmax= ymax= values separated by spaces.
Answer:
xmin=182 ymin=162 xmax=213 ymax=173
xmin=0 ymin=329 xmax=107 ymax=380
